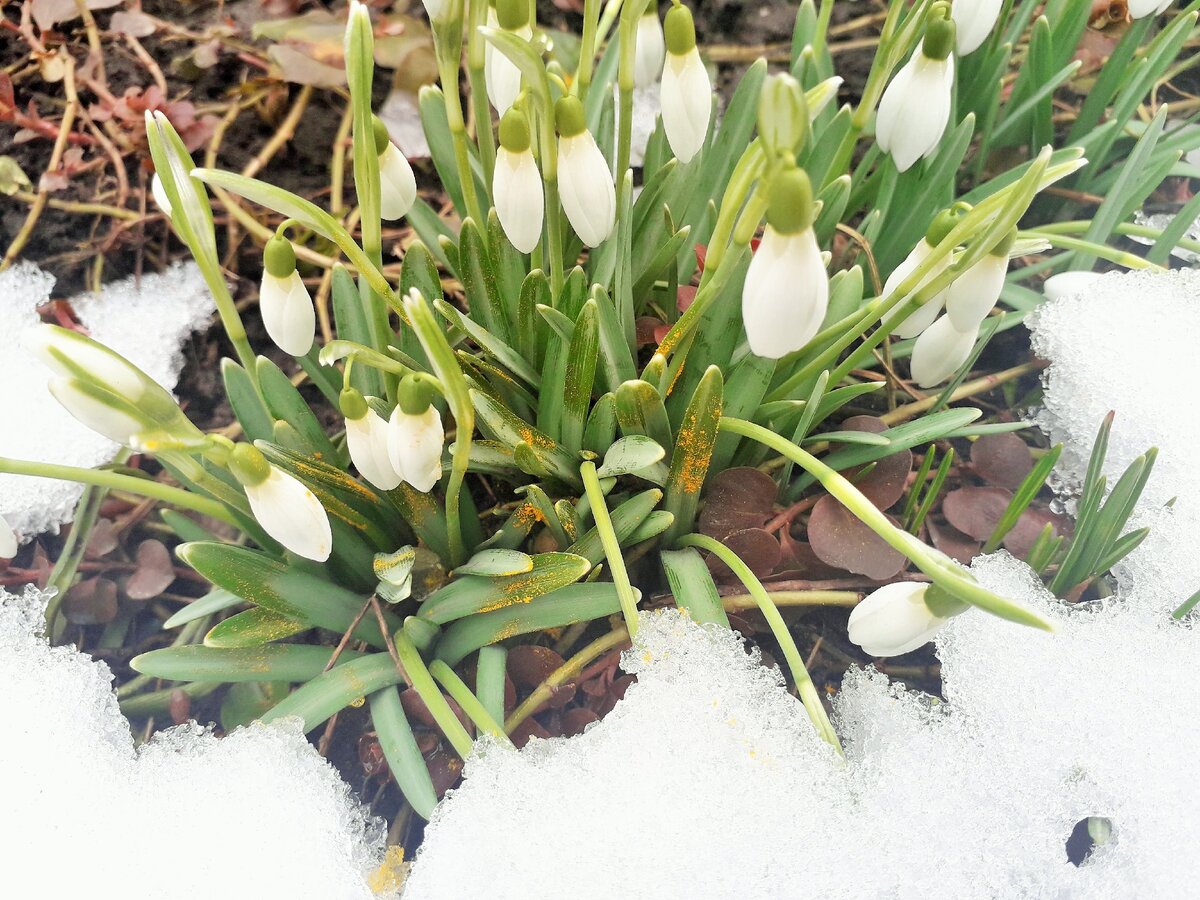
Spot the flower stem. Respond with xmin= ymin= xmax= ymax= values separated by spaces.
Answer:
xmin=580 ymin=461 xmax=641 ymax=638
xmin=429 ymin=659 xmax=514 ymax=745
xmin=433 ymin=11 xmax=485 ymax=226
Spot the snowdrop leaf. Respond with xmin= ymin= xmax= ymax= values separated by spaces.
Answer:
xmin=261 ymin=653 xmax=406 ymax=732
xmin=663 ymin=366 xmax=724 ymax=546
xmin=132 ymin=643 xmax=359 ymax=682
xmin=596 ymin=436 xmax=666 ymax=479
xmin=221 ymin=358 xmax=275 ymax=443
xmin=661 ymin=547 xmax=728 ymax=627
xmin=567 ymin=488 xmax=664 ymax=567
xmin=417 ymin=552 xmax=592 ymax=625
xmin=203 ymin=607 xmax=309 ymax=649
xmin=453 ymin=549 xmax=534 ymax=578
xmin=435 ymin=299 xmax=540 ymax=388
xmin=562 ymin=301 xmax=600 ymax=453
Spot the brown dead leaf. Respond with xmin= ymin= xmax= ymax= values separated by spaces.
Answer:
xmin=943 ymin=486 xmax=1014 ymax=541
xmin=124 ymin=539 xmax=175 ymax=600
xmin=807 ymin=495 xmax=906 ymax=580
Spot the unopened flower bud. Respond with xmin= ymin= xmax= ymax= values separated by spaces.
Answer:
xmin=661 ymin=3 xmax=711 ymax=164
xmin=758 ymin=73 xmax=809 ymax=158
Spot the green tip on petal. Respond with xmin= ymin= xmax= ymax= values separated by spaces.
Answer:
xmin=263 ymin=233 xmax=296 ymax=278
xmin=765 ymin=167 xmax=815 ymax=234
xmin=664 ymin=4 xmax=697 ymax=56
xmin=554 ymin=95 xmax=587 ymax=138
xmin=398 ymin=374 xmax=436 ymax=415
xmin=757 ymin=73 xmax=809 ymax=158
xmin=229 ymin=442 xmax=270 ymax=487
xmin=499 ymin=107 xmax=532 ymax=152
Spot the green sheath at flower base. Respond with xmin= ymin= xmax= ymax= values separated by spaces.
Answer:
xmin=398 ymin=374 xmax=436 ymax=415
xmin=498 ymin=107 xmax=532 ymax=153
xmin=926 ymin=206 xmax=964 ymax=245
xmin=339 ymin=386 xmax=369 ymax=421
xmin=371 ymin=115 xmax=391 ymax=155
xmin=664 ymin=3 xmax=697 ymax=55
xmin=263 ymin=233 xmax=297 ymax=278
xmin=758 ymin=73 xmax=809 ymax=158
xmin=922 ymin=4 xmax=956 ymax=61
xmin=229 ymin=443 xmax=271 ymax=487
xmin=765 ymin=168 xmax=815 ymax=235
xmin=554 ymin=95 xmax=588 ymax=137
xmin=495 ymin=0 xmax=529 ymax=30
xmin=922 ymin=583 xmax=971 ymax=618
xmin=990 ymin=227 xmax=1018 ymax=258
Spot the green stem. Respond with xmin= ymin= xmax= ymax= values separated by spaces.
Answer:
xmin=430 ymin=659 xmax=514 ymax=745
xmin=615 ymin=0 xmax=649 ymax=184
xmin=467 ymin=0 xmax=497 ymax=190
xmin=394 ymin=631 xmax=476 ymax=758
xmin=1021 ymin=231 xmax=1162 ymax=271
xmin=577 ymin=0 xmax=602 ymax=103
xmin=45 ymin=466 xmax=114 ymax=640
xmin=1033 ymin=219 xmax=1200 ymax=257
xmin=580 ymin=461 xmax=641 ymax=638
xmin=812 ymin=0 xmax=835 ymax=59
xmin=0 ymin=457 xmax=239 ymax=526
xmin=678 ymin=532 xmax=843 ymax=755
xmin=433 ymin=9 xmax=485 ymax=226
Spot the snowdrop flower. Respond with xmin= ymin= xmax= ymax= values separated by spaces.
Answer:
xmin=231 ymin=443 xmax=332 ymax=562
xmin=486 ymin=0 xmax=531 ymax=114
xmin=150 ymin=173 xmax=172 ymax=217
xmin=876 ymin=6 xmax=956 ymax=172
xmin=883 ymin=208 xmax=960 ymax=339
xmin=757 ymin=72 xmax=808 ymax=157
xmin=421 ymin=0 xmax=451 ymax=23
xmin=660 ymin=2 xmax=712 ymax=164
xmin=1129 ymin=0 xmax=1174 ymax=18
xmin=952 ymin=0 xmax=1003 ymax=56
xmin=341 ymin=388 xmax=402 ymax=491
xmin=1043 ymin=270 xmax=1105 ymax=303
xmin=47 ymin=377 xmax=147 ymax=445
xmin=848 ymin=582 xmax=967 ymax=657
xmin=387 ymin=375 xmax=445 ymax=494
xmin=742 ymin=168 xmax=828 ymax=359
xmin=0 ymin=516 xmax=16 ymax=559
xmin=374 ymin=117 xmax=417 ymax=220
xmin=493 ymin=108 xmax=544 ymax=253
xmin=259 ymin=233 xmax=315 ymax=357
xmin=944 ymin=230 xmax=1013 ymax=330
xmin=556 ymin=95 xmax=616 ymax=247
xmin=634 ymin=9 xmax=666 ymax=88
xmin=909 ymin=314 xmax=977 ymax=388
xmin=27 ymin=323 xmax=147 ymax=401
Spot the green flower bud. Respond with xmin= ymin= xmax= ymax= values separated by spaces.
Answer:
xmin=263 ymin=233 xmax=296 ymax=279
xmin=372 ymin=115 xmax=391 ymax=156
xmin=229 ymin=442 xmax=271 ymax=487
xmin=498 ymin=107 xmax=532 ymax=153
xmin=397 ymin=375 xmax=437 ymax=415
xmin=496 ymin=0 xmax=529 ymax=30
xmin=990 ymin=227 xmax=1018 ymax=258
xmin=925 ymin=206 xmax=965 ymax=245
xmin=922 ymin=4 xmax=956 ymax=61
xmin=765 ymin=167 xmax=815 ymax=235
xmin=554 ymin=95 xmax=587 ymax=138
xmin=664 ymin=3 xmax=697 ymax=56
xmin=339 ymin=387 xmax=369 ymax=421
xmin=922 ymin=583 xmax=971 ymax=618
xmin=758 ymin=73 xmax=809 ymax=157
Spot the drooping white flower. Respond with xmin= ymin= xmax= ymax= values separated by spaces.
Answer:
xmin=634 ymin=10 xmax=666 ymax=88
xmin=388 ymin=376 xmax=445 ymax=494
xmin=556 ymin=96 xmax=616 ymax=248
xmin=486 ymin=0 xmax=532 ymax=114
xmin=944 ymin=238 xmax=1011 ymax=331
xmin=876 ymin=12 xmax=956 ymax=172
xmin=1042 ymin=270 xmax=1104 ymax=302
xmin=342 ymin=389 xmax=402 ymax=491
xmin=150 ymin=173 xmax=172 ymax=218
xmin=260 ymin=234 xmax=315 ymax=357
xmin=48 ymin=377 xmax=145 ymax=445
xmin=909 ymin=313 xmax=977 ymax=388
xmin=378 ymin=142 xmax=417 ymax=220
xmin=848 ymin=582 xmax=959 ymax=657
xmin=952 ymin=0 xmax=1003 ymax=56
xmin=883 ymin=208 xmax=961 ymax=339
xmin=493 ymin=108 xmax=544 ymax=254
xmin=1129 ymin=0 xmax=1174 ymax=18
xmin=0 ymin=516 xmax=16 ymax=559
xmin=742 ymin=168 xmax=828 ymax=359
xmin=232 ymin=444 xmax=332 ymax=562
xmin=660 ymin=4 xmax=711 ymax=164
xmin=758 ymin=73 xmax=810 ymax=157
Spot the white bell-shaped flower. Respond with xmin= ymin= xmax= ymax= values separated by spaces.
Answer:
xmin=0 ymin=516 xmax=16 ymax=559
xmin=421 ymin=0 xmax=451 ymax=23
xmin=150 ymin=173 xmax=173 ymax=217
xmin=848 ymin=582 xmax=964 ymax=657
xmin=944 ymin=233 xmax=1012 ymax=330
xmin=232 ymin=444 xmax=332 ymax=562
xmin=909 ymin=313 xmax=977 ymax=388
xmin=260 ymin=234 xmax=315 ymax=357
xmin=493 ymin=108 xmax=544 ymax=254
xmin=377 ymin=124 xmax=417 ymax=222
xmin=47 ymin=377 xmax=146 ymax=445
xmin=1129 ymin=0 xmax=1174 ymax=17
xmin=486 ymin=0 xmax=531 ymax=114
xmin=876 ymin=12 xmax=956 ymax=172
xmin=742 ymin=168 xmax=828 ymax=359
xmin=1043 ymin=270 xmax=1104 ymax=302
xmin=634 ymin=10 xmax=666 ymax=88
xmin=388 ymin=376 xmax=445 ymax=494
xmin=884 ymin=208 xmax=962 ymax=339
xmin=556 ymin=96 xmax=616 ymax=248
xmin=660 ymin=4 xmax=711 ymax=164
xmin=342 ymin=389 xmax=402 ymax=491
xmin=952 ymin=0 xmax=1003 ymax=55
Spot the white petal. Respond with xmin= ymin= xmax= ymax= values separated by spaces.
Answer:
xmin=47 ymin=377 xmax=143 ymax=445
xmin=558 ymin=133 xmax=616 ymax=248
xmin=25 ymin=325 xmax=147 ymax=401
xmin=660 ymin=48 xmax=711 ymax=164
xmin=150 ymin=173 xmax=173 ymax=218
xmin=876 ymin=53 xmax=954 ymax=172
xmin=259 ymin=271 xmax=315 ymax=357
xmin=379 ymin=144 xmax=417 ymax=220
xmin=882 ymin=240 xmax=950 ymax=339
xmin=742 ymin=228 xmax=829 ymax=359
xmin=910 ymin=314 xmax=978 ymax=388
xmin=847 ymin=582 xmax=948 ymax=657
xmin=485 ymin=25 xmax=530 ymax=114
xmin=347 ymin=411 xmax=402 ymax=491
xmin=421 ymin=0 xmax=449 ymax=22
xmin=1129 ymin=0 xmax=1163 ymax=15
xmin=952 ymin=0 xmax=1004 ymax=55
xmin=245 ymin=467 xmax=333 ymax=561
xmin=388 ymin=406 xmax=445 ymax=494
xmin=945 ymin=254 xmax=1008 ymax=330
xmin=1043 ymin=271 xmax=1104 ymax=303
xmin=0 ymin=515 xmax=16 ymax=558
xmin=493 ymin=147 xmax=545 ymax=254
xmin=634 ymin=13 xmax=666 ymax=88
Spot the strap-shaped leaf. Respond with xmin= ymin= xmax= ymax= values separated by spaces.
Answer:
xmin=615 ymin=379 xmax=673 ymax=450
xmin=596 ymin=436 xmax=665 ymax=479
xmin=453 ymin=549 xmax=534 ymax=577
xmin=203 ymin=607 xmax=308 ymax=649
xmin=663 ymin=366 xmax=724 ymax=546
xmin=369 ymin=687 xmax=439 ymax=819
xmin=261 ymin=653 xmax=406 ymax=732
xmin=132 ymin=643 xmax=361 ymax=682
xmin=256 ymin=356 xmax=341 ymax=465
xmin=418 ymin=552 xmax=592 ymax=625
xmin=661 ymin=547 xmax=728 ymax=627
xmin=435 ymin=299 xmax=540 ymax=387
xmin=163 ymin=588 xmax=241 ymax=629
xmin=471 ymin=389 xmax=581 ymax=486
xmin=458 ymin=217 xmax=509 ymax=340
xmin=221 ymin=358 xmax=274 ymax=443
xmin=562 ymin=300 xmax=600 ymax=453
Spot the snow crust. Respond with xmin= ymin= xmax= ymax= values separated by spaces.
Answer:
xmin=0 ymin=262 xmax=214 ymax=539
xmin=0 ymin=584 xmax=390 ymax=899
xmin=406 ymin=269 xmax=1200 ymax=898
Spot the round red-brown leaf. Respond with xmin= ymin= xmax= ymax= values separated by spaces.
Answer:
xmin=775 ymin=532 xmax=846 ymax=580
xmin=124 ymin=539 xmax=176 ymax=600
xmin=507 ymin=644 xmax=566 ymax=690
xmin=63 ymin=577 xmax=119 ymax=625
xmin=1003 ymin=508 xmax=1064 ymax=558
xmin=400 ymin=687 xmax=470 ymax=731
xmin=927 ymin=519 xmax=981 ymax=565
xmin=807 ymin=495 xmax=906 ymax=580
xmin=426 ymin=748 xmax=464 ymax=797
xmin=705 ymin=527 xmax=781 ymax=581
xmin=560 ymin=707 xmax=600 ymax=737
xmin=943 ymin=486 xmax=1014 ymax=541
xmin=835 ymin=416 xmax=912 ymax=510
xmin=509 ymin=717 xmax=552 ymax=749
xmin=971 ymin=433 xmax=1034 ymax=489
xmin=699 ymin=467 xmax=778 ymax=539
xmin=84 ymin=518 xmax=119 ymax=559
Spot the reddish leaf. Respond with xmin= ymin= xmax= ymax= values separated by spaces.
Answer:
xmin=507 ymin=645 xmax=565 ymax=690
xmin=943 ymin=486 xmax=1014 ymax=541
xmin=836 ymin=416 xmax=912 ymax=510
xmin=706 ymin=527 xmax=781 ymax=581
xmin=927 ymin=519 xmax=981 ymax=565
xmin=1003 ymin=508 xmax=1066 ymax=559
xmin=971 ymin=433 xmax=1034 ymax=490
xmin=509 ymin=717 xmax=551 ymax=749
xmin=807 ymin=496 xmax=906 ymax=580
xmin=560 ymin=707 xmax=600 ymax=737
xmin=699 ymin=467 xmax=778 ymax=540
xmin=124 ymin=539 xmax=175 ymax=600
xmin=63 ymin=577 xmax=118 ymax=625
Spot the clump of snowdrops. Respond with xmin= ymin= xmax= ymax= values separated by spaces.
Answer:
xmin=4 ymin=0 xmax=1196 ymax=820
